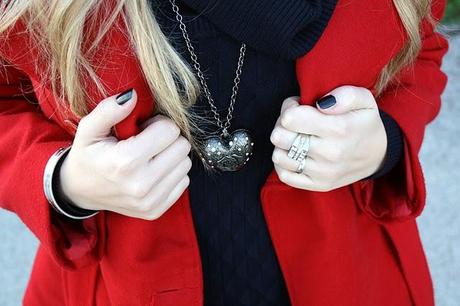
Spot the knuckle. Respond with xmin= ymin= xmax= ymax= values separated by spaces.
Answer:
xmin=96 ymin=101 xmax=110 ymax=113
xmin=278 ymin=170 xmax=289 ymax=184
xmin=153 ymin=118 xmax=181 ymax=140
xmin=280 ymin=108 xmax=294 ymax=127
xmin=282 ymin=97 xmax=298 ymax=109
xmin=112 ymin=154 xmax=135 ymax=173
xmin=138 ymin=215 xmax=153 ymax=221
xmin=123 ymin=197 xmax=141 ymax=211
xmin=76 ymin=118 xmax=93 ymax=139
xmin=183 ymin=175 xmax=190 ymax=187
xmin=149 ymin=192 xmax=165 ymax=208
xmin=177 ymin=136 xmax=192 ymax=154
xmin=94 ymin=103 xmax=115 ymax=123
xmin=163 ymin=119 xmax=181 ymax=138
xmin=270 ymin=128 xmax=281 ymax=146
xmin=146 ymin=206 xmax=169 ymax=221
xmin=177 ymin=175 xmax=190 ymax=192
xmin=77 ymin=116 xmax=90 ymax=130
xmin=362 ymin=87 xmax=373 ymax=99
xmin=183 ymin=157 xmax=193 ymax=172
xmin=331 ymin=119 xmax=348 ymax=136
xmin=326 ymin=146 xmax=344 ymax=162
xmin=137 ymin=201 xmax=153 ymax=213
xmin=282 ymin=97 xmax=293 ymax=105
xmin=128 ymin=183 xmax=150 ymax=198
xmin=318 ymin=182 xmax=334 ymax=192
xmin=145 ymin=211 xmax=161 ymax=221
xmin=272 ymin=150 xmax=281 ymax=164
xmin=323 ymin=166 xmax=340 ymax=180
xmin=343 ymin=86 xmax=357 ymax=101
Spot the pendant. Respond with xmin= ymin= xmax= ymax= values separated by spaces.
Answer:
xmin=199 ymin=129 xmax=254 ymax=171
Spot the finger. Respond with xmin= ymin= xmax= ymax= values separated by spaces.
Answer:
xmin=141 ymin=157 xmax=192 ymax=211
xmin=143 ymin=136 xmax=191 ymax=187
xmin=280 ymin=96 xmax=300 ymax=115
xmin=316 ymin=86 xmax=377 ymax=115
xmin=113 ymin=174 xmax=190 ymax=221
xmin=120 ymin=115 xmax=181 ymax=161
xmin=139 ymin=113 xmax=165 ymax=130
xmin=280 ymin=105 xmax=340 ymax=136
xmin=272 ymin=147 xmax=316 ymax=174
xmin=76 ymin=89 xmax=137 ymax=145
xmin=270 ymin=117 xmax=297 ymax=149
xmin=150 ymin=175 xmax=190 ymax=220
xmin=272 ymin=147 xmax=341 ymax=183
xmin=108 ymin=154 xmax=191 ymax=213
xmin=270 ymin=126 xmax=322 ymax=158
xmin=275 ymin=164 xmax=316 ymax=191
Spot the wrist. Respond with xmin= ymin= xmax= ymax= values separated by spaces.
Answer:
xmin=58 ymin=152 xmax=89 ymax=210
xmin=364 ymin=109 xmax=403 ymax=180
xmin=44 ymin=146 xmax=99 ymax=220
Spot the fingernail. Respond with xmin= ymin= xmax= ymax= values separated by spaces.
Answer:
xmin=116 ymin=88 xmax=133 ymax=105
xmin=316 ymin=95 xmax=336 ymax=109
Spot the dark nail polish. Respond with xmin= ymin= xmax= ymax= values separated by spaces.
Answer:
xmin=317 ymin=95 xmax=336 ymax=109
xmin=116 ymin=88 xmax=133 ymax=105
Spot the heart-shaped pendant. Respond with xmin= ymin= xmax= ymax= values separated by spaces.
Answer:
xmin=199 ymin=129 xmax=254 ymax=171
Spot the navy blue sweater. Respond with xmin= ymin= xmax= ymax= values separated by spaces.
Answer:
xmin=152 ymin=1 xmax=403 ymax=305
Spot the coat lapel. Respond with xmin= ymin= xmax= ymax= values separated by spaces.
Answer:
xmin=260 ymin=0 xmax=410 ymax=305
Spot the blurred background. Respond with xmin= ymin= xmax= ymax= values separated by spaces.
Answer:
xmin=1 ymin=3 xmax=460 ymax=306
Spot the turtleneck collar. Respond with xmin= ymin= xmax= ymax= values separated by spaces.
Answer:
xmin=178 ymin=0 xmax=338 ymax=59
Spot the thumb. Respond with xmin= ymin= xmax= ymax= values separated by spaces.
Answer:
xmin=315 ymin=85 xmax=376 ymax=115
xmin=76 ymin=88 xmax=137 ymax=144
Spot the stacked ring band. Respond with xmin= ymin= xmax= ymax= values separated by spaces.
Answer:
xmin=287 ymin=134 xmax=302 ymax=159
xmin=296 ymin=158 xmax=307 ymax=174
xmin=287 ymin=133 xmax=311 ymax=174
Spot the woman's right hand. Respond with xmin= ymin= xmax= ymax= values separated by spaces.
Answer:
xmin=59 ymin=89 xmax=192 ymax=221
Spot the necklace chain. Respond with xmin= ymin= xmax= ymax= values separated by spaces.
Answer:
xmin=169 ymin=0 xmax=246 ymax=136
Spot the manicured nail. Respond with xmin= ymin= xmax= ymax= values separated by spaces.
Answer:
xmin=116 ymin=88 xmax=133 ymax=105
xmin=316 ymin=95 xmax=336 ymax=109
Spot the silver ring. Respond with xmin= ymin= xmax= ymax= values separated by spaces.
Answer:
xmin=288 ymin=133 xmax=311 ymax=161
xmin=296 ymin=158 xmax=307 ymax=174
xmin=296 ymin=134 xmax=310 ymax=161
xmin=287 ymin=134 xmax=302 ymax=159
xmin=292 ymin=134 xmax=306 ymax=161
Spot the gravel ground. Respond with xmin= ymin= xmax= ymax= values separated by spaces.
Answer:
xmin=0 ymin=35 xmax=459 ymax=306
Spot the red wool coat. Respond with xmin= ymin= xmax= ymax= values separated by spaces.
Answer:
xmin=0 ymin=0 xmax=448 ymax=305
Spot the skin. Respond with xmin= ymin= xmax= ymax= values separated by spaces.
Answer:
xmin=270 ymin=85 xmax=387 ymax=192
xmin=61 ymin=85 xmax=387 ymax=220
xmin=60 ymin=89 xmax=192 ymax=221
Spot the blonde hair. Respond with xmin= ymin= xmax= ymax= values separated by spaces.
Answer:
xmin=0 ymin=0 xmax=433 ymax=163
xmin=375 ymin=0 xmax=433 ymax=94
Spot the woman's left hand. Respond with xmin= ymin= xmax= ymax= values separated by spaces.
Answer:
xmin=270 ymin=85 xmax=388 ymax=192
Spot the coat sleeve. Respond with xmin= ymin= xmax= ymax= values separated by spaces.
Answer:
xmin=351 ymin=0 xmax=449 ymax=223
xmin=0 ymin=62 xmax=106 ymax=269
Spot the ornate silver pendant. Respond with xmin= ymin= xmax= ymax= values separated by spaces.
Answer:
xmin=199 ymin=129 xmax=254 ymax=171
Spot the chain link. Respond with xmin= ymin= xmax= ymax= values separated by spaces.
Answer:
xmin=169 ymin=0 xmax=246 ymax=136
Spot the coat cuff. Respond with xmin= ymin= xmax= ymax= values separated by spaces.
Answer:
xmin=365 ymin=109 xmax=404 ymax=180
xmin=351 ymin=137 xmax=423 ymax=224
xmin=42 ymin=143 xmax=107 ymax=270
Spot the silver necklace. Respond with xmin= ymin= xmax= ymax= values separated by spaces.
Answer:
xmin=170 ymin=0 xmax=254 ymax=172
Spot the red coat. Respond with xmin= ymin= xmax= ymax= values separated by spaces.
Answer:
xmin=0 ymin=0 xmax=448 ymax=305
